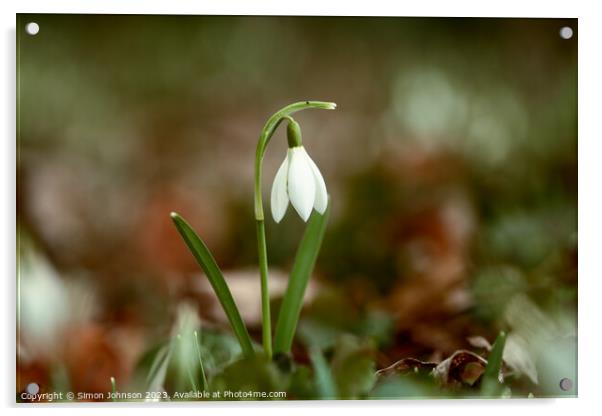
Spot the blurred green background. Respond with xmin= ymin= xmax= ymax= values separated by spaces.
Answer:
xmin=17 ymin=15 xmax=577 ymax=399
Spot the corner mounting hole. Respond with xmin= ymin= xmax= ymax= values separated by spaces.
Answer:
xmin=25 ymin=22 xmax=39 ymax=36
xmin=26 ymin=382 xmax=39 ymax=395
xmin=559 ymin=377 xmax=573 ymax=391
xmin=559 ymin=26 xmax=573 ymax=40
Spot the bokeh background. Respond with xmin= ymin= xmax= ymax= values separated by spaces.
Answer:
xmin=17 ymin=15 xmax=577 ymax=399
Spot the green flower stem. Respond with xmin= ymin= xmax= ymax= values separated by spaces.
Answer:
xmin=256 ymin=219 xmax=272 ymax=359
xmin=254 ymin=101 xmax=336 ymax=359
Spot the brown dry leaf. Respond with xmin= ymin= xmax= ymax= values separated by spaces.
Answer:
xmin=432 ymin=350 xmax=487 ymax=387
xmin=376 ymin=349 xmax=490 ymax=388
xmin=376 ymin=357 xmax=437 ymax=377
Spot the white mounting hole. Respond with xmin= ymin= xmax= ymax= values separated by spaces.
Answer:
xmin=25 ymin=22 xmax=40 ymax=36
xmin=26 ymin=382 xmax=40 ymax=395
xmin=559 ymin=26 xmax=573 ymax=40
xmin=559 ymin=377 xmax=573 ymax=391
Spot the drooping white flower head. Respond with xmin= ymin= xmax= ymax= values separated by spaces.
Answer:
xmin=270 ymin=145 xmax=328 ymax=223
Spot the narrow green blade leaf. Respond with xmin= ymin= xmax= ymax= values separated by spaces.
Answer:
xmin=194 ymin=330 xmax=209 ymax=390
xmin=170 ymin=212 xmax=255 ymax=358
xmin=309 ymin=347 xmax=337 ymax=399
xmin=176 ymin=334 xmax=199 ymax=391
xmin=146 ymin=343 xmax=171 ymax=392
xmin=110 ymin=376 xmax=117 ymax=402
xmin=481 ymin=331 xmax=507 ymax=397
xmin=273 ymin=203 xmax=330 ymax=354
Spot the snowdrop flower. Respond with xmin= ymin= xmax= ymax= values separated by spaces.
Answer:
xmin=270 ymin=120 xmax=328 ymax=223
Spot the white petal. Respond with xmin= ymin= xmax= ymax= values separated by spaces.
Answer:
xmin=304 ymin=150 xmax=328 ymax=214
xmin=287 ymin=147 xmax=315 ymax=222
xmin=270 ymin=154 xmax=289 ymax=223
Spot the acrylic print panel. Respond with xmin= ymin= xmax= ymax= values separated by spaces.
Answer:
xmin=16 ymin=14 xmax=577 ymax=402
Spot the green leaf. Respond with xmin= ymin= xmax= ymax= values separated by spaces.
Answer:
xmin=210 ymin=354 xmax=284 ymax=400
xmin=195 ymin=329 xmax=242 ymax=373
xmin=331 ymin=335 xmax=376 ymax=399
xmin=110 ymin=376 xmax=117 ymax=402
xmin=176 ymin=334 xmax=199 ymax=391
xmin=194 ymin=330 xmax=209 ymax=390
xmin=146 ymin=343 xmax=172 ymax=392
xmin=481 ymin=331 xmax=507 ymax=397
xmin=273 ymin=203 xmax=330 ymax=354
xmin=309 ymin=347 xmax=337 ymax=399
xmin=287 ymin=365 xmax=315 ymax=399
xmin=370 ymin=375 xmax=435 ymax=399
xmin=170 ymin=212 xmax=255 ymax=358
